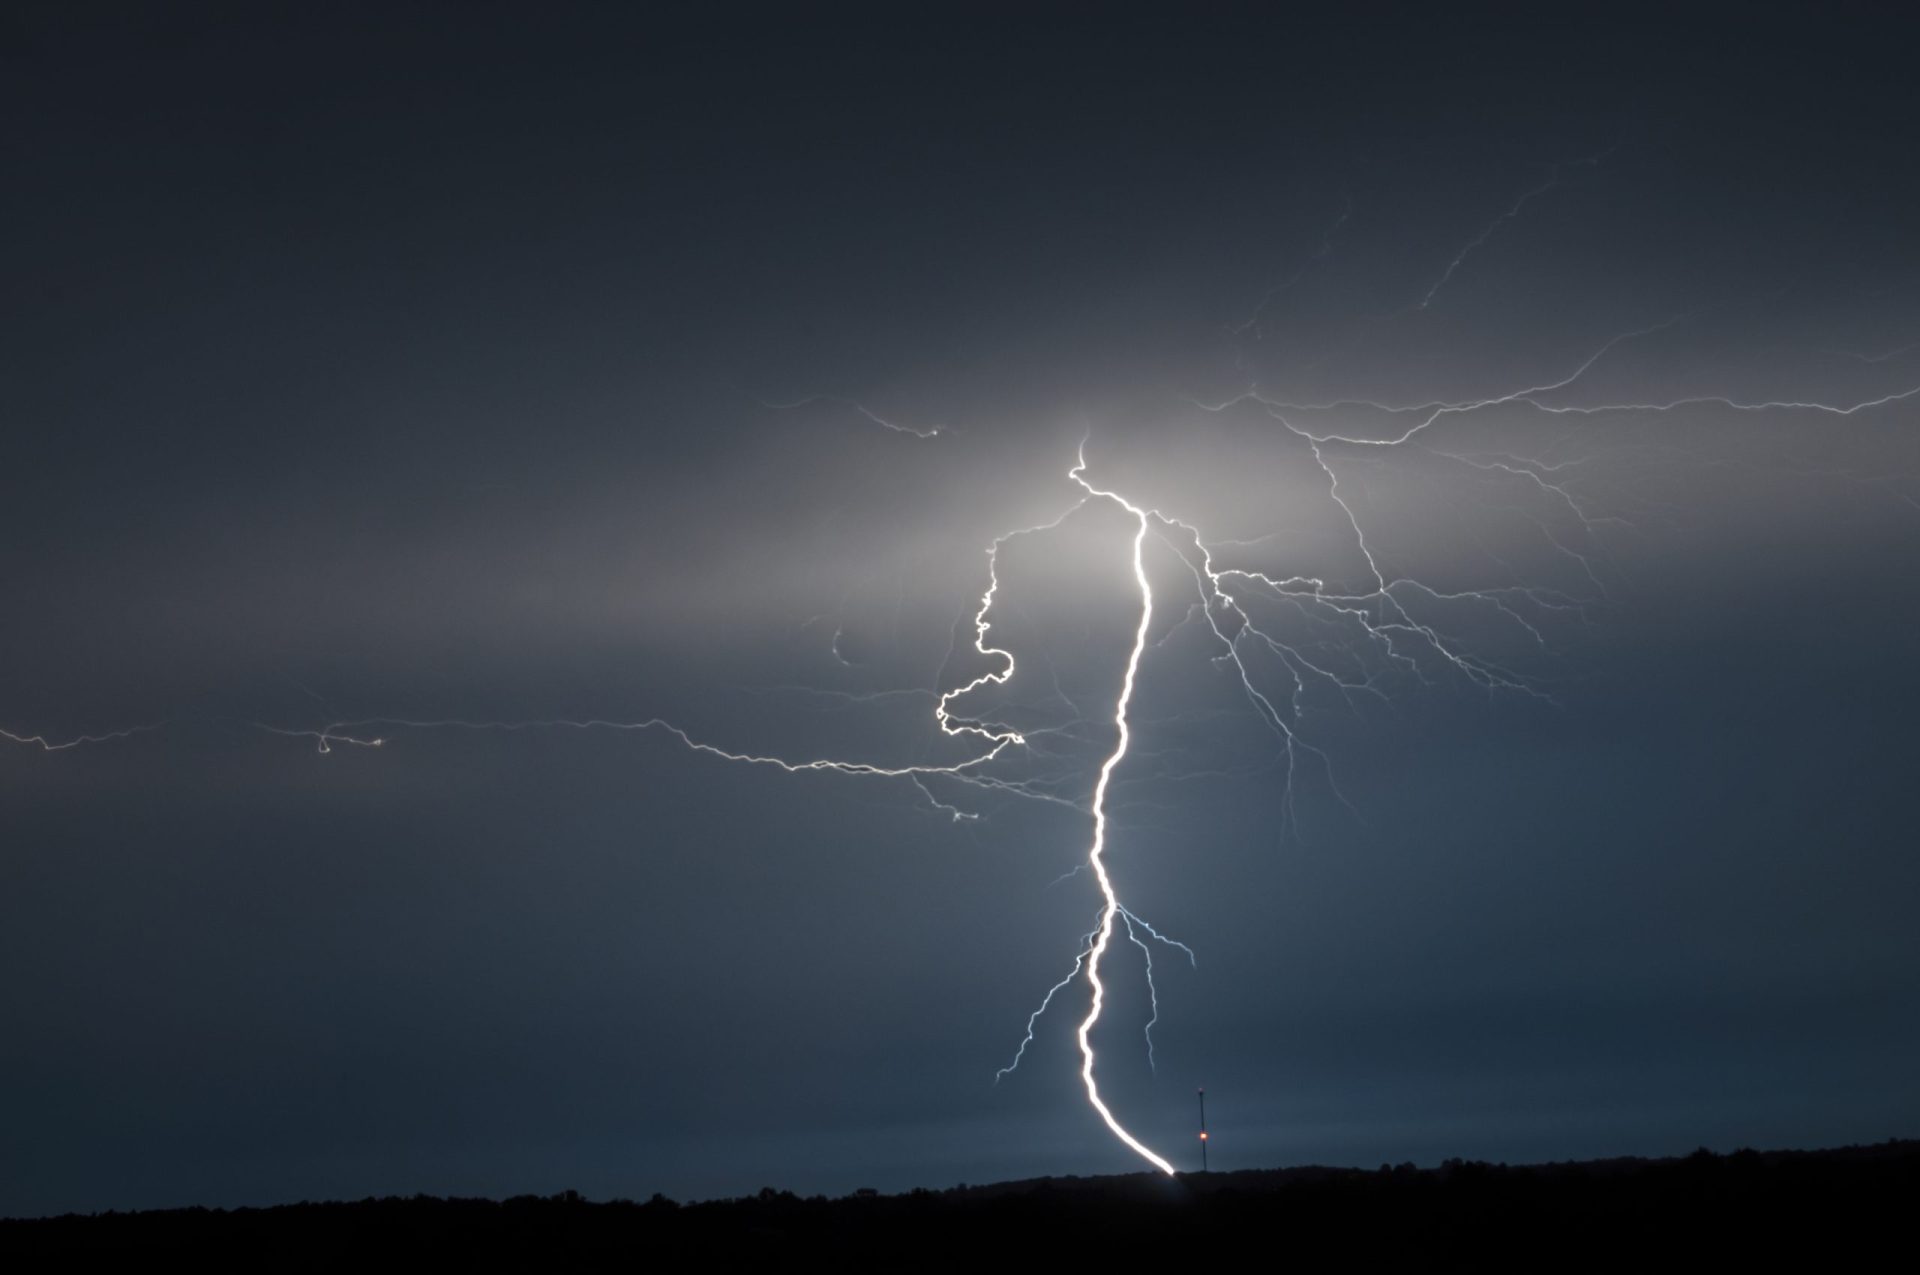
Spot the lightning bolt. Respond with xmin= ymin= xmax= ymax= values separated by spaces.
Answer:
xmin=3 ymin=723 xmax=159 ymax=751
xmin=1057 ymin=444 xmax=1177 ymax=1173
xmin=1119 ymin=906 xmax=1198 ymax=1075
xmin=261 ymin=318 xmax=1920 ymax=1167
xmin=1230 ymin=192 xmax=1352 ymax=341
xmin=754 ymin=394 xmax=945 ymax=438
xmin=255 ymin=254 xmax=1919 ymax=1175
xmin=1415 ymin=150 xmax=1610 ymax=310
xmin=1829 ymin=341 xmax=1916 ymax=365
xmin=261 ymin=441 xmax=1218 ymax=1172
xmin=258 ymin=504 xmax=1083 ymax=821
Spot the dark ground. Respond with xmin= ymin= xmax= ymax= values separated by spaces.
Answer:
xmin=5 ymin=1139 xmax=1914 ymax=1264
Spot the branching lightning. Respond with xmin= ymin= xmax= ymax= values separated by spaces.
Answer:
xmin=240 ymin=169 xmax=1920 ymax=1178
xmin=257 ymin=316 xmax=1920 ymax=1170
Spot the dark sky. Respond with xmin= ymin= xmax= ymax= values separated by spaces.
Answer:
xmin=4 ymin=2 xmax=1918 ymax=1215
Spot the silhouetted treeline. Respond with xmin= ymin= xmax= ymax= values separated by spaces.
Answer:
xmin=5 ymin=1139 xmax=1915 ymax=1265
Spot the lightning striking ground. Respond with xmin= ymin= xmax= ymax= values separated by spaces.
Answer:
xmin=254 ymin=319 xmax=1920 ymax=1169
xmin=260 ymin=444 xmax=1215 ymax=1172
xmin=10 ymin=7 xmax=1920 ymax=1211
xmin=243 ymin=175 xmax=1920 ymax=1176
xmin=1059 ymin=446 xmax=1177 ymax=1173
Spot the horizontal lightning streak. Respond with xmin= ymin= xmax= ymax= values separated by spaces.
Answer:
xmin=755 ymin=394 xmax=944 ymax=438
xmin=3 ymin=723 xmax=159 ymax=751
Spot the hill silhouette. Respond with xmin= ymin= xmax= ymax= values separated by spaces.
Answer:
xmin=5 ymin=1139 xmax=1913 ymax=1263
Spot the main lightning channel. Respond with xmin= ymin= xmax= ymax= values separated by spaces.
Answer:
xmin=1065 ymin=446 xmax=1178 ymax=1176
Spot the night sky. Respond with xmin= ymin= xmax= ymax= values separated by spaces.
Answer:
xmin=5 ymin=3 xmax=1918 ymax=1216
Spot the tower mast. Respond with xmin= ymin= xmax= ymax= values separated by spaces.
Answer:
xmin=1197 ymin=1087 xmax=1209 ymax=1172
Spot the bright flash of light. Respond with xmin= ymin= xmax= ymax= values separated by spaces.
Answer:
xmin=258 ymin=315 xmax=1920 ymax=1168
xmin=257 ymin=295 xmax=1920 ymax=1173
xmin=1061 ymin=444 xmax=1177 ymax=1174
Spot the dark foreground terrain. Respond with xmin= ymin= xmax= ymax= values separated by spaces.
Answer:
xmin=6 ymin=1140 xmax=1915 ymax=1265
